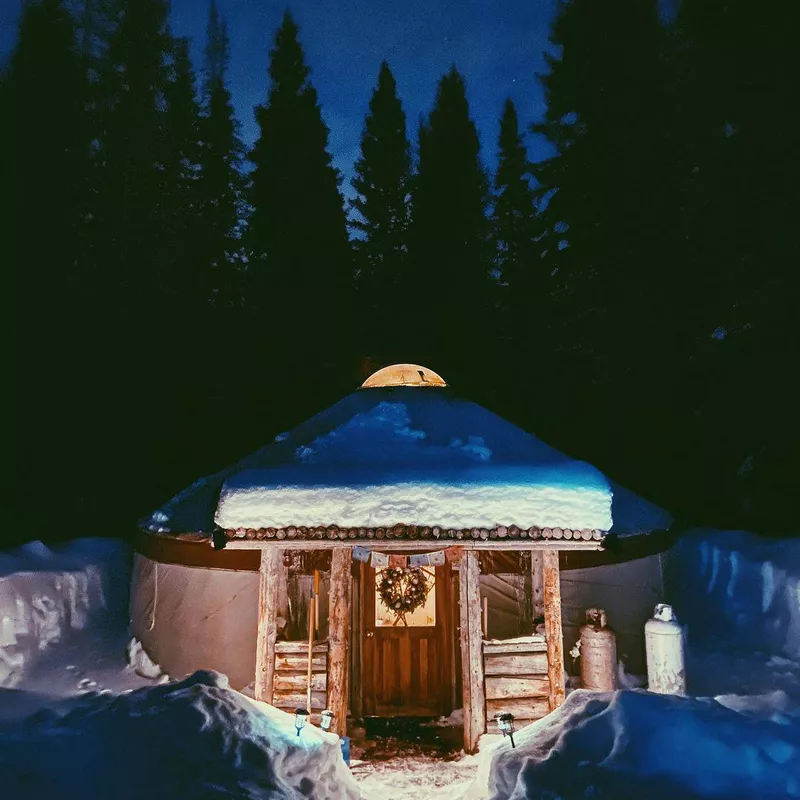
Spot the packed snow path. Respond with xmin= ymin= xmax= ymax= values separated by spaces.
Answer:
xmin=349 ymin=718 xmax=482 ymax=800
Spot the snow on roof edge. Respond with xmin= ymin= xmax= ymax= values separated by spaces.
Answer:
xmin=141 ymin=387 xmax=672 ymax=538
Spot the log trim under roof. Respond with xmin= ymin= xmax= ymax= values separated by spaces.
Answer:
xmin=223 ymin=524 xmax=605 ymax=551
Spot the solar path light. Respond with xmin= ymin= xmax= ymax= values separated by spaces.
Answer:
xmin=496 ymin=712 xmax=516 ymax=748
xmin=320 ymin=709 xmax=334 ymax=731
xmin=294 ymin=708 xmax=309 ymax=737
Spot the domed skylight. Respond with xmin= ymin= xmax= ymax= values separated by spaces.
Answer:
xmin=361 ymin=363 xmax=447 ymax=388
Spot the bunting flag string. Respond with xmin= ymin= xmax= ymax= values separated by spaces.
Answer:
xmin=350 ymin=544 xmax=463 ymax=569
xmin=352 ymin=545 xmax=371 ymax=563
xmin=370 ymin=551 xmax=389 ymax=568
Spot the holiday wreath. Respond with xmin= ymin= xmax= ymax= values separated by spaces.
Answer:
xmin=376 ymin=567 xmax=433 ymax=626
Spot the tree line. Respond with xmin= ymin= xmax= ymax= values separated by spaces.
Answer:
xmin=4 ymin=0 xmax=794 ymax=544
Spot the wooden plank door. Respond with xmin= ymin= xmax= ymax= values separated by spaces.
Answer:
xmin=362 ymin=563 xmax=453 ymax=717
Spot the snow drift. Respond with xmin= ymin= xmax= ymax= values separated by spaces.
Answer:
xmin=0 ymin=670 xmax=358 ymax=800
xmin=665 ymin=529 xmax=800 ymax=660
xmin=485 ymin=688 xmax=800 ymax=800
xmin=0 ymin=539 xmax=127 ymax=688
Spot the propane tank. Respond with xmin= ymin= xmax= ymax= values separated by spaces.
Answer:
xmin=645 ymin=603 xmax=685 ymax=694
xmin=579 ymin=608 xmax=618 ymax=691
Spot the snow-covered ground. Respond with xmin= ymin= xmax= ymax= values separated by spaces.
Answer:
xmin=353 ymin=744 xmax=481 ymax=799
xmin=1 ymin=669 xmax=358 ymax=799
xmin=1 ymin=531 xmax=798 ymax=799
xmin=483 ymin=688 xmax=800 ymax=800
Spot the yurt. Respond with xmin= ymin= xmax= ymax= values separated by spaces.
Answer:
xmin=133 ymin=364 xmax=672 ymax=750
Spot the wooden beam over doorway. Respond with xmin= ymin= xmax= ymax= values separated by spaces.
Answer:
xmin=255 ymin=548 xmax=286 ymax=704
xmin=542 ymin=549 xmax=566 ymax=710
xmin=459 ymin=550 xmax=486 ymax=754
xmin=327 ymin=547 xmax=352 ymax=737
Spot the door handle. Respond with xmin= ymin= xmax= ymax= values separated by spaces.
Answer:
xmin=366 ymin=631 xmax=374 ymax=638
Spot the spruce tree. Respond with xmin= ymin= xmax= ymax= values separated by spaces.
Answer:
xmin=4 ymin=0 xmax=92 ymax=536
xmin=534 ymin=0 xmax=675 ymax=407
xmin=492 ymin=99 xmax=543 ymax=347
xmin=531 ymin=0 xmax=692 ymax=523
xmin=197 ymin=0 xmax=243 ymax=313
xmin=93 ymin=0 xmax=172 ymax=321
xmin=87 ymin=0 xmax=178 ymax=526
xmin=410 ymin=66 xmax=490 ymax=378
xmin=350 ymin=61 xmax=412 ymax=359
xmin=671 ymin=0 xmax=796 ymax=526
xmin=247 ymin=12 xmax=352 ymax=373
xmin=4 ymin=0 xmax=91 ymax=288
xmin=160 ymin=36 xmax=202 ymax=317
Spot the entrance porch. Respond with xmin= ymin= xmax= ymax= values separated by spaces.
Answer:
xmin=226 ymin=526 xmax=603 ymax=753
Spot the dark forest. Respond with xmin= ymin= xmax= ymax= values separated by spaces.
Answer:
xmin=5 ymin=0 xmax=795 ymax=547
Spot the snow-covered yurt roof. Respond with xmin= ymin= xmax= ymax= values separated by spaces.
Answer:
xmin=142 ymin=364 xmax=671 ymax=538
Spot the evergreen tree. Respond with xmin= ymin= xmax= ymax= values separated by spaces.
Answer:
xmin=93 ymin=0 xmax=172 ymax=321
xmin=160 ymin=35 xmax=202 ymax=317
xmin=247 ymin=12 xmax=352 ymax=373
xmin=492 ymin=98 xmax=543 ymax=354
xmin=670 ymin=0 xmax=796 ymax=526
xmin=410 ymin=66 xmax=490 ymax=379
xmin=86 ymin=0 xmax=180 ymax=525
xmin=533 ymin=0 xmax=677 ymax=446
xmin=350 ymin=61 xmax=412 ymax=359
xmin=543 ymin=0 xmax=674 ymax=338
xmin=202 ymin=0 xmax=229 ymax=90
xmin=197 ymin=0 xmax=243 ymax=313
xmin=76 ymin=0 xmax=117 ymax=61
xmin=4 ymin=0 xmax=91 ymax=297
xmin=4 ymin=0 xmax=92 ymax=533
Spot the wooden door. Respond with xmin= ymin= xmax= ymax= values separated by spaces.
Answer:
xmin=362 ymin=563 xmax=453 ymax=717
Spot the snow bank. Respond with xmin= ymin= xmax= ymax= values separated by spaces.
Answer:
xmin=0 ymin=669 xmax=359 ymax=800
xmin=665 ymin=529 xmax=800 ymax=659
xmin=0 ymin=539 xmax=128 ymax=688
xmin=485 ymin=689 xmax=800 ymax=800
xmin=144 ymin=387 xmax=670 ymax=534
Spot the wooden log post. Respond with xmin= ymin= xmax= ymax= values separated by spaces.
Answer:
xmin=531 ymin=550 xmax=545 ymax=620
xmin=255 ymin=548 xmax=286 ymax=704
xmin=306 ymin=596 xmax=316 ymax=712
xmin=327 ymin=547 xmax=352 ymax=737
xmin=349 ymin=561 xmax=363 ymax=719
xmin=459 ymin=550 xmax=486 ymax=754
xmin=542 ymin=549 xmax=566 ymax=710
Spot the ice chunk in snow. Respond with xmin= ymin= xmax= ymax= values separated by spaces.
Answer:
xmin=483 ymin=689 xmax=800 ymax=800
xmin=125 ymin=638 xmax=166 ymax=680
xmin=0 ymin=670 xmax=359 ymax=800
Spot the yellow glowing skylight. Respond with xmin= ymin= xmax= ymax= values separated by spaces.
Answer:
xmin=361 ymin=363 xmax=447 ymax=388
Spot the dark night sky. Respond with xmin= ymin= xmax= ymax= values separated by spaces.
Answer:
xmin=1 ymin=0 xmax=558 ymax=196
